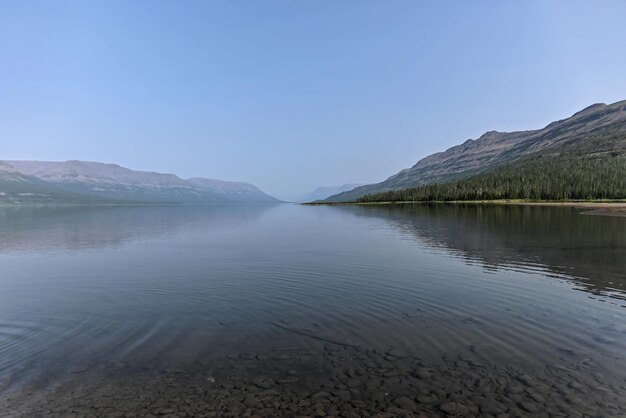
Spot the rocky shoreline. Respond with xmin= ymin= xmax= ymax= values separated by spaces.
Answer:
xmin=2 ymin=343 xmax=625 ymax=418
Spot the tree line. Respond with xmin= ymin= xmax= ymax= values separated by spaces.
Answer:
xmin=357 ymin=155 xmax=626 ymax=202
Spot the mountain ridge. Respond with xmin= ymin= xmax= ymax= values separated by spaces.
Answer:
xmin=325 ymin=100 xmax=626 ymax=202
xmin=1 ymin=160 xmax=280 ymax=204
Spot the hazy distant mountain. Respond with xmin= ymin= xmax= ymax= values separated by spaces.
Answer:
xmin=326 ymin=100 xmax=626 ymax=202
xmin=186 ymin=177 xmax=276 ymax=202
xmin=0 ymin=161 xmax=63 ymax=202
xmin=2 ymin=160 xmax=280 ymax=204
xmin=0 ymin=161 xmax=122 ymax=205
xmin=298 ymin=184 xmax=364 ymax=202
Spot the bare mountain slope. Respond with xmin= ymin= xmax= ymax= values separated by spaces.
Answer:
xmin=326 ymin=100 xmax=626 ymax=202
xmin=3 ymin=161 xmax=280 ymax=204
xmin=187 ymin=177 xmax=280 ymax=202
xmin=0 ymin=161 xmax=122 ymax=205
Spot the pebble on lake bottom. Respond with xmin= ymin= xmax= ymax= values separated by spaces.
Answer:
xmin=1 ymin=343 xmax=625 ymax=418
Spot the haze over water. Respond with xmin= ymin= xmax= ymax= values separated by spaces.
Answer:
xmin=1 ymin=203 xmax=625 ymax=416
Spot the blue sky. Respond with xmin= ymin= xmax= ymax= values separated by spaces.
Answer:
xmin=1 ymin=1 xmax=626 ymax=199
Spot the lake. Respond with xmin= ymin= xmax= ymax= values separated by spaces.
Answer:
xmin=1 ymin=203 xmax=625 ymax=417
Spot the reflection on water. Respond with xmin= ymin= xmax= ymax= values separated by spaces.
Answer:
xmin=0 ymin=205 xmax=272 ymax=253
xmin=339 ymin=203 xmax=626 ymax=301
xmin=0 ymin=203 xmax=625 ymax=416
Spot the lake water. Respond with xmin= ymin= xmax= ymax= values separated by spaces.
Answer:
xmin=1 ymin=203 xmax=625 ymax=417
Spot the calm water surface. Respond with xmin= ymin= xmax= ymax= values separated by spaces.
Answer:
xmin=1 ymin=203 xmax=625 ymax=416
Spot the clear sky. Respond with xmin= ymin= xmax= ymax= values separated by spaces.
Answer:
xmin=1 ymin=1 xmax=626 ymax=199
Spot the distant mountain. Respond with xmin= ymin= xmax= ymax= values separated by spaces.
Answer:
xmin=1 ymin=160 xmax=280 ymax=204
xmin=0 ymin=161 xmax=122 ymax=205
xmin=186 ymin=177 xmax=276 ymax=202
xmin=298 ymin=183 xmax=364 ymax=202
xmin=326 ymin=100 xmax=626 ymax=202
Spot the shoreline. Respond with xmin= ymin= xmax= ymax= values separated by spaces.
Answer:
xmin=304 ymin=200 xmax=626 ymax=217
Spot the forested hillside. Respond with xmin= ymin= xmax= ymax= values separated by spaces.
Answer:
xmin=357 ymin=154 xmax=626 ymax=202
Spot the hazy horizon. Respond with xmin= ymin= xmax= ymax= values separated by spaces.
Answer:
xmin=2 ymin=1 xmax=626 ymax=200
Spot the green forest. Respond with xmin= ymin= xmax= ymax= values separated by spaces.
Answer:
xmin=357 ymin=155 xmax=626 ymax=202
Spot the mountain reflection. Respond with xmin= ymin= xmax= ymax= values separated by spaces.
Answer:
xmin=0 ymin=205 xmax=275 ymax=253
xmin=2 ymin=203 xmax=625 ymax=302
xmin=336 ymin=203 xmax=626 ymax=302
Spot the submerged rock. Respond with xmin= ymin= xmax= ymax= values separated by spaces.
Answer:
xmin=439 ymin=401 xmax=469 ymax=415
xmin=2 ymin=344 xmax=625 ymax=417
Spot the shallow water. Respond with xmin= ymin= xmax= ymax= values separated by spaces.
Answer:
xmin=0 ymin=203 xmax=625 ymax=417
